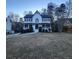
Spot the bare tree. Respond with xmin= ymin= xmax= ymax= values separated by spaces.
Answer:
xmin=41 ymin=8 xmax=47 ymax=15
xmin=8 ymin=12 xmax=15 ymax=21
xmin=14 ymin=14 xmax=20 ymax=22
xmin=28 ymin=11 xmax=33 ymax=15
xmin=47 ymin=2 xmax=57 ymax=32
xmin=55 ymin=3 xmax=67 ymax=32
xmin=66 ymin=0 xmax=72 ymax=18
xmin=24 ymin=11 xmax=28 ymax=16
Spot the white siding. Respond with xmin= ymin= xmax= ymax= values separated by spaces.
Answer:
xmin=24 ymin=13 xmax=51 ymax=24
xmin=42 ymin=18 xmax=51 ymax=23
xmin=24 ymin=18 xmax=32 ymax=23
xmin=32 ymin=13 xmax=42 ymax=23
xmin=6 ymin=17 xmax=12 ymax=33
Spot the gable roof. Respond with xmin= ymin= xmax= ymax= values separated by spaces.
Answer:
xmin=34 ymin=10 xmax=40 ymax=14
xmin=24 ymin=14 xmax=33 ymax=18
xmin=41 ymin=14 xmax=51 ymax=18
xmin=24 ymin=10 xmax=51 ymax=18
xmin=24 ymin=14 xmax=51 ymax=18
xmin=24 ymin=10 xmax=40 ymax=18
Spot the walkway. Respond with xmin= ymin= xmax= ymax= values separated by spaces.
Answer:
xmin=6 ymin=31 xmax=38 ymax=38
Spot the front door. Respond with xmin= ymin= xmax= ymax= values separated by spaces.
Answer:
xmin=35 ymin=24 xmax=38 ymax=29
xmin=35 ymin=24 xmax=39 ymax=32
xmin=35 ymin=18 xmax=39 ymax=32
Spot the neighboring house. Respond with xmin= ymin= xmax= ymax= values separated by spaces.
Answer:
xmin=23 ymin=10 xmax=52 ymax=32
xmin=6 ymin=16 xmax=12 ymax=34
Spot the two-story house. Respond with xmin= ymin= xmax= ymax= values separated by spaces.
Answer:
xmin=23 ymin=10 xmax=52 ymax=32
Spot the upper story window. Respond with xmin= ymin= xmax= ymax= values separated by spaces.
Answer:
xmin=43 ymin=18 xmax=50 ymax=21
xmin=35 ymin=18 xmax=39 ymax=23
xmin=30 ymin=18 xmax=32 ymax=21
xmin=29 ymin=18 xmax=30 ymax=21
xmin=25 ymin=18 xmax=27 ymax=21
xmin=25 ymin=18 xmax=32 ymax=22
xmin=28 ymin=18 xmax=32 ymax=21
xmin=27 ymin=18 xmax=29 ymax=21
xmin=30 ymin=19 xmax=32 ymax=21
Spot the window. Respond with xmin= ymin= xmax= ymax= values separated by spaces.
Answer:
xmin=35 ymin=18 xmax=39 ymax=23
xmin=28 ymin=18 xmax=31 ymax=21
xmin=43 ymin=18 xmax=50 ymax=21
xmin=30 ymin=18 xmax=32 ymax=21
xmin=25 ymin=18 xmax=32 ymax=22
xmin=43 ymin=18 xmax=47 ymax=21
xmin=27 ymin=18 xmax=28 ymax=21
xmin=42 ymin=18 xmax=44 ymax=21
xmin=28 ymin=18 xmax=30 ymax=21
xmin=29 ymin=18 xmax=31 ymax=21
xmin=29 ymin=18 xmax=30 ymax=21
xmin=25 ymin=24 xmax=28 ymax=27
xmin=30 ymin=19 xmax=32 ymax=21
xmin=25 ymin=18 xmax=26 ymax=21
xmin=25 ymin=18 xmax=29 ymax=21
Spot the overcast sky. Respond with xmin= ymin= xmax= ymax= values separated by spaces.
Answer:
xmin=6 ymin=0 xmax=68 ymax=17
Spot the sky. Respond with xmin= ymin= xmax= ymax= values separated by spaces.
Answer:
xmin=6 ymin=0 xmax=68 ymax=17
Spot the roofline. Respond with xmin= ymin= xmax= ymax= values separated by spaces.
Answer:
xmin=24 ymin=10 xmax=52 ymax=18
